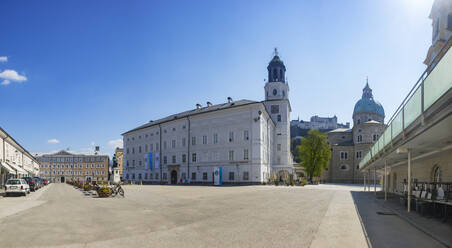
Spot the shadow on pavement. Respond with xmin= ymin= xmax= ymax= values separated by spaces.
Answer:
xmin=351 ymin=191 xmax=450 ymax=248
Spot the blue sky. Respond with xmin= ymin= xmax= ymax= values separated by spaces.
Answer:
xmin=0 ymin=0 xmax=434 ymax=157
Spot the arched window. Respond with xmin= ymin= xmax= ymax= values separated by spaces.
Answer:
xmin=340 ymin=164 xmax=349 ymax=171
xmin=373 ymin=134 xmax=377 ymax=141
xmin=280 ymin=69 xmax=283 ymax=80
xmin=432 ymin=165 xmax=441 ymax=183
xmin=282 ymin=90 xmax=285 ymax=97
xmin=273 ymin=69 xmax=277 ymax=80
xmin=357 ymin=119 xmax=361 ymax=125
xmin=357 ymin=135 xmax=362 ymax=143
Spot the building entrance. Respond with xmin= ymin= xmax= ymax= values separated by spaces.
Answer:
xmin=61 ymin=177 xmax=65 ymax=183
xmin=171 ymin=170 xmax=177 ymax=184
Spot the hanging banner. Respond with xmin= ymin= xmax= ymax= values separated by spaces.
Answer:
xmin=155 ymin=153 xmax=159 ymax=170
xmin=144 ymin=153 xmax=148 ymax=170
xmin=148 ymin=153 xmax=153 ymax=171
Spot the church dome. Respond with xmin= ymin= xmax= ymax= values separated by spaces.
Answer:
xmin=353 ymin=82 xmax=385 ymax=117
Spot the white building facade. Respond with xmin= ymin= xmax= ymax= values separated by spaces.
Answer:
xmin=122 ymin=51 xmax=293 ymax=184
xmin=0 ymin=127 xmax=40 ymax=186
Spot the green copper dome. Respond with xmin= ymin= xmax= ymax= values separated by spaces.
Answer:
xmin=353 ymin=83 xmax=385 ymax=117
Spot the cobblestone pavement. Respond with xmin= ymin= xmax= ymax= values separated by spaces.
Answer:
xmin=0 ymin=183 xmax=432 ymax=248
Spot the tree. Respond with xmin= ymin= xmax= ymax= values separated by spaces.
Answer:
xmin=296 ymin=129 xmax=331 ymax=181
xmin=291 ymin=138 xmax=302 ymax=163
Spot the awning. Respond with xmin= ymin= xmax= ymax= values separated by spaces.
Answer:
xmin=24 ymin=167 xmax=34 ymax=175
xmin=0 ymin=162 xmax=15 ymax=174
xmin=7 ymin=162 xmax=28 ymax=175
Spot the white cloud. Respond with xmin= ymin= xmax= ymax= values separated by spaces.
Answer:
xmin=48 ymin=139 xmax=60 ymax=144
xmin=108 ymin=138 xmax=123 ymax=149
xmin=0 ymin=69 xmax=27 ymax=85
xmin=0 ymin=56 xmax=7 ymax=62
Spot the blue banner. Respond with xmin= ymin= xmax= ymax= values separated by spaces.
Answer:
xmin=155 ymin=153 xmax=159 ymax=170
xmin=149 ymin=153 xmax=153 ymax=171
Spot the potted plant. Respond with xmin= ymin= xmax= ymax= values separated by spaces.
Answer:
xmin=97 ymin=186 xmax=111 ymax=198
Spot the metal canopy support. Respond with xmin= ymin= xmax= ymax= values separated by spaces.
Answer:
xmin=384 ymin=160 xmax=388 ymax=201
xmin=363 ymin=174 xmax=366 ymax=191
xmin=368 ymin=170 xmax=371 ymax=192
xmin=408 ymin=150 xmax=412 ymax=212
xmin=374 ymin=166 xmax=377 ymax=195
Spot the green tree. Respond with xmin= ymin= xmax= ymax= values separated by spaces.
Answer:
xmin=296 ymin=129 xmax=331 ymax=181
xmin=291 ymin=138 xmax=302 ymax=163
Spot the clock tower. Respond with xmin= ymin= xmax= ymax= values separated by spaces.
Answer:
xmin=264 ymin=48 xmax=292 ymax=174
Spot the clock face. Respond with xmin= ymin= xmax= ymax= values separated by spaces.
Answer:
xmin=273 ymin=89 xmax=277 ymax=96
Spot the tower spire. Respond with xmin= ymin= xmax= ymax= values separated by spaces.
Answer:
xmin=362 ymin=78 xmax=373 ymax=99
xmin=274 ymin=47 xmax=278 ymax=57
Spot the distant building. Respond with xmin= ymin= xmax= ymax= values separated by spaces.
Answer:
xmin=290 ymin=115 xmax=350 ymax=141
xmin=114 ymin=147 xmax=124 ymax=181
xmin=36 ymin=150 xmax=109 ymax=183
xmin=323 ymin=82 xmax=385 ymax=184
xmin=0 ymin=127 xmax=40 ymax=186
xmin=291 ymin=115 xmax=349 ymax=131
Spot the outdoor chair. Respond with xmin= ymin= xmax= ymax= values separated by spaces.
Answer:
xmin=431 ymin=187 xmax=446 ymax=219
xmin=416 ymin=191 xmax=432 ymax=216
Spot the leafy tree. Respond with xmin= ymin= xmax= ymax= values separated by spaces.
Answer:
xmin=296 ymin=129 xmax=331 ymax=181
xmin=291 ymin=138 xmax=302 ymax=163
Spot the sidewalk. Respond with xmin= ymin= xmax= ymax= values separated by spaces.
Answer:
xmin=351 ymin=191 xmax=448 ymax=248
xmin=375 ymin=192 xmax=452 ymax=247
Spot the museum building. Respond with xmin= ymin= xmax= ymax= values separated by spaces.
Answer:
xmin=122 ymin=51 xmax=293 ymax=184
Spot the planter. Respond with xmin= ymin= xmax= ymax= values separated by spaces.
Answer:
xmin=97 ymin=187 xmax=112 ymax=198
xmin=83 ymin=184 xmax=91 ymax=191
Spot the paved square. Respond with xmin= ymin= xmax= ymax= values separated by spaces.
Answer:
xmin=0 ymin=183 xmax=370 ymax=248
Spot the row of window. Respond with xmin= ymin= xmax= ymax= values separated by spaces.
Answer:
xmin=127 ymin=149 xmax=249 ymax=167
xmin=356 ymin=134 xmax=379 ymax=143
xmin=41 ymin=170 xmax=105 ymax=175
xmin=126 ymin=131 xmax=250 ymax=155
xmin=340 ymin=151 xmax=364 ymax=160
xmin=125 ymin=171 xmax=250 ymax=181
xmin=38 ymin=157 xmax=105 ymax=162
xmin=338 ymin=164 xmax=360 ymax=171
xmin=356 ymin=117 xmax=380 ymax=125
xmin=127 ymin=126 xmax=190 ymax=142
xmin=40 ymin=164 xmax=105 ymax=169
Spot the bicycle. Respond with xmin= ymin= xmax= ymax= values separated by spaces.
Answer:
xmin=111 ymin=183 xmax=124 ymax=197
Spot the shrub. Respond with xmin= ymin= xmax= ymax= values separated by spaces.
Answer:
xmin=301 ymin=179 xmax=307 ymax=186
xmin=83 ymin=184 xmax=91 ymax=191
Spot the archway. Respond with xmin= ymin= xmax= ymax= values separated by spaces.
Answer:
xmin=392 ymin=173 xmax=397 ymax=192
xmin=431 ymin=165 xmax=441 ymax=183
xmin=171 ymin=170 xmax=178 ymax=184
